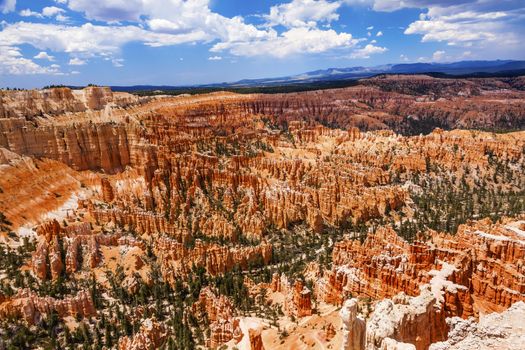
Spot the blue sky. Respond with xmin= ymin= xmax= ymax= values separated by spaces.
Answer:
xmin=0 ymin=0 xmax=524 ymax=88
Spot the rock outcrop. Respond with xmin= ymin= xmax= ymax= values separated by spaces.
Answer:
xmin=271 ymin=273 xmax=313 ymax=318
xmin=318 ymin=219 xmax=525 ymax=318
xmin=118 ymin=318 xmax=167 ymax=350
xmin=193 ymin=287 xmax=241 ymax=348
xmin=365 ymin=288 xmax=447 ymax=350
xmin=1 ymin=83 xmax=525 ymax=350
xmin=249 ymin=327 xmax=264 ymax=350
xmin=341 ymin=299 xmax=366 ymax=350
xmin=0 ymin=86 xmax=140 ymax=119
xmin=154 ymin=237 xmax=272 ymax=281
xmin=0 ymin=289 xmax=95 ymax=324
xmin=429 ymin=301 xmax=525 ymax=350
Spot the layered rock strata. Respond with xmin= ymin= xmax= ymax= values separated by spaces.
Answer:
xmin=0 ymin=289 xmax=95 ymax=324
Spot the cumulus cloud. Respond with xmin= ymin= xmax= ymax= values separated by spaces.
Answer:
xmin=65 ymin=0 xmax=271 ymax=45
xmin=337 ymin=0 xmax=524 ymax=56
xmin=42 ymin=6 xmax=66 ymax=17
xmin=0 ymin=0 xmax=15 ymax=14
xmin=33 ymin=51 xmax=55 ymax=61
xmin=0 ymin=45 xmax=62 ymax=75
xmin=349 ymin=44 xmax=387 ymax=58
xmin=265 ymin=0 xmax=341 ymax=28
xmin=66 ymin=0 xmax=145 ymax=22
xmin=0 ymin=0 xmax=367 ymax=73
xmin=61 ymin=0 xmax=358 ymax=57
xmin=432 ymin=50 xmax=445 ymax=61
xmin=208 ymin=56 xmax=222 ymax=60
xmin=375 ymin=0 xmax=523 ymax=53
xmin=20 ymin=6 xmax=67 ymax=20
xmin=0 ymin=22 xmax=223 ymax=57
xmin=112 ymin=58 xmax=124 ymax=67
xmin=20 ymin=9 xmax=42 ymax=17
xmin=7 ymin=0 xmax=518 ymax=75
xmin=69 ymin=57 xmax=86 ymax=65
xmin=404 ymin=15 xmax=504 ymax=45
xmin=212 ymin=27 xmax=359 ymax=58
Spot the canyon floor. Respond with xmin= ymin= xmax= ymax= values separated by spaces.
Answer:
xmin=0 ymin=75 xmax=524 ymax=350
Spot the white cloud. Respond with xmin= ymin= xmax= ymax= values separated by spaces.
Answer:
xmin=334 ymin=0 xmax=524 ymax=57
xmin=1 ymin=0 xmax=378 ymax=69
xmin=66 ymin=0 xmax=144 ymax=22
xmin=33 ymin=51 xmax=55 ymax=61
xmin=376 ymin=1 xmax=524 ymax=55
xmin=404 ymin=17 xmax=502 ymax=45
xmin=20 ymin=9 xmax=42 ymax=18
xmin=65 ymin=0 xmax=271 ymax=45
xmin=0 ymin=45 xmax=62 ymax=75
xmin=400 ymin=54 xmax=409 ymax=61
xmin=55 ymin=13 xmax=69 ymax=22
xmin=0 ymin=0 xmax=16 ymax=14
xmin=460 ymin=50 xmax=472 ymax=58
xmin=212 ymin=27 xmax=359 ymax=58
xmin=20 ymin=5 xmax=67 ymax=20
xmin=0 ymin=22 xmax=219 ymax=57
xmin=42 ymin=6 xmax=65 ymax=17
xmin=265 ymin=0 xmax=341 ymax=28
xmin=350 ymin=43 xmax=387 ymax=58
xmin=112 ymin=58 xmax=124 ymax=67
xmin=376 ymin=30 xmax=383 ymax=36
xmin=432 ymin=50 xmax=445 ymax=61
xmin=69 ymin=57 xmax=86 ymax=65
xmin=366 ymin=25 xmax=374 ymax=30
xmin=208 ymin=55 xmax=222 ymax=60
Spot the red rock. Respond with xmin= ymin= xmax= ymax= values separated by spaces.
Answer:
xmin=325 ymin=323 xmax=336 ymax=341
xmin=249 ymin=328 xmax=264 ymax=350
xmin=319 ymin=218 xmax=525 ymax=320
xmin=192 ymin=287 xmax=241 ymax=348
xmin=0 ymin=289 xmax=95 ymax=324
xmin=118 ymin=318 xmax=167 ymax=350
xmin=101 ymin=177 xmax=115 ymax=202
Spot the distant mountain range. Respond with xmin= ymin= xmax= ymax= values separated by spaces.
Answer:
xmin=112 ymin=60 xmax=525 ymax=92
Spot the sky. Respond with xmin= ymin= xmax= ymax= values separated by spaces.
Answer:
xmin=0 ymin=0 xmax=524 ymax=88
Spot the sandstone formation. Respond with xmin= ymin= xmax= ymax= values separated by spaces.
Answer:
xmin=154 ymin=237 xmax=272 ymax=281
xmin=365 ymin=288 xmax=448 ymax=350
xmin=270 ymin=273 xmax=314 ymax=318
xmin=249 ymin=327 xmax=264 ymax=350
xmin=0 ymin=82 xmax=524 ymax=349
xmin=117 ymin=318 xmax=167 ymax=350
xmin=429 ymin=301 xmax=525 ymax=350
xmin=0 ymin=289 xmax=95 ymax=324
xmin=193 ymin=287 xmax=241 ymax=348
xmin=340 ymin=299 xmax=366 ymax=350
xmin=0 ymin=86 xmax=140 ymax=119
xmin=325 ymin=322 xmax=336 ymax=341
xmin=317 ymin=219 xmax=525 ymax=318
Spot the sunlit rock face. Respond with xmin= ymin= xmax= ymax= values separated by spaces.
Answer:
xmin=321 ymin=218 xmax=525 ymax=319
xmin=0 ymin=79 xmax=524 ymax=350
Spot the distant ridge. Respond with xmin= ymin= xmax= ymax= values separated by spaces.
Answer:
xmin=110 ymin=60 xmax=525 ymax=93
